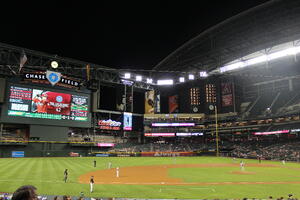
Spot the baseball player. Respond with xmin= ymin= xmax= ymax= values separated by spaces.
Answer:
xmin=90 ymin=176 xmax=94 ymax=193
xmin=240 ymin=161 xmax=245 ymax=171
xmin=116 ymin=167 xmax=120 ymax=178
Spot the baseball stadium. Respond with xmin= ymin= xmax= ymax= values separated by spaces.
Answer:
xmin=2 ymin=0 xmax=300 ymax=200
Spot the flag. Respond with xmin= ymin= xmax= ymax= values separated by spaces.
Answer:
xmin=86 ymin=64 xmax=91 ymax=81
xmin=19 ymin=50 xmax=27 ymax=73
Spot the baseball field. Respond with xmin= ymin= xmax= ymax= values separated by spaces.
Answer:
xmin=1 ymin=156 xmax=300 ymax=199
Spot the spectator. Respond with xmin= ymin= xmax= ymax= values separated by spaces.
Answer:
xmin=12 ymin=185 xmax=37 ymax=200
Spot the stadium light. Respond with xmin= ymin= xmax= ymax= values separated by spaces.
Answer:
xmin=179 ymin=77 xmax=185 ymax=82
xmin=146 ymin=78 xmax=153 ymax=84
xmin=199 ymin=71 xmax=208 ymax=77
xmin=136 ymin=75 xmax=142 ymax=81
xmin=267 ymin=47 xmax=300 ymax=60
xmin=157 ymin=79 xmax=173 ymax=85
xmin=51 ymin=61 xmax=59 ymax=69
xmin=219 ymin=45 xmax=300 ymax=73
xmin=245 ymin=55 xmax=267 ymax=66
xmin=188 ymin=74 xmax=195 ymax=80
xmin=220 ymin=61 xmax=245 ymax=73
xmin=124 ymin=73 xmax=131 ymax=79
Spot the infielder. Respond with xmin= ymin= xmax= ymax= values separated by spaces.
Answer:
xmin=116 ymin=167 xmax=119 ymax=178
xmin=90 ymin=176 xmax=94 ymax=193
xmin=240 ymin=161 xmax=245 ymax=171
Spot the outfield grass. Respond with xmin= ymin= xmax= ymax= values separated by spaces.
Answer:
xmin=0 ymin=156 xmax=300 ymax=199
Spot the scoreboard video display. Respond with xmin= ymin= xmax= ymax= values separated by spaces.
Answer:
xmin=1 ymin=84 xmax=91 ymax=127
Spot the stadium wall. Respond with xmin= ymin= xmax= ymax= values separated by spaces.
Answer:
xmin=0 ymin=143 xmax=95 ymax=158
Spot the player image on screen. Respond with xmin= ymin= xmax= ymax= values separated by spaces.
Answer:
xmin=32 ymin=89 xmax=47 ymax=113
xmin=123 ymin=112 xmax=132 ymax=131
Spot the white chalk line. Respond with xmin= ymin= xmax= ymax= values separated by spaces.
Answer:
xmin=159 ymin=187 xmax=216 ymax=192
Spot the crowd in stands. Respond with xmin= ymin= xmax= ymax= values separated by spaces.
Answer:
xmin=109 ymin=135 xmax=300 ymax=162
xmin=230 ymin=140 xmax=300 ymax=161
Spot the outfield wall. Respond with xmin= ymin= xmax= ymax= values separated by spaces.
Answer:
xmin=0 ymin=143 xmax=95 ymax=158
xmin=0 ymin=142 xmax=202 ymax=158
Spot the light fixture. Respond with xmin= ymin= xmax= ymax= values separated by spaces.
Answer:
xmin=219 ymin=45 xmax=300 ymax=73
xmin=199 ymin=71 xmax=208 ymax=77
xmin=188 ymin=74 xmax=195 ymax=80
xmin=124 ymin=73 xmax=131 ymax=79
xmin=157 ymin=79 xmax=174 ymax=85
xmin=51 ymin=61 xmax=58 ymax=69
xmin=136 ymin=75 xmax=142 ymax=81
xmin=179 ymin=77 xmax=185 ymax=82
xmin=220 ymin=61 xmax=245 ymax=73
xmin=146 ymin=78 xmax=153 ymax=84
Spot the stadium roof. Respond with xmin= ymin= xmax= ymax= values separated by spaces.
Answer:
xmin=153 ymin=0 xmax=300 ymax=73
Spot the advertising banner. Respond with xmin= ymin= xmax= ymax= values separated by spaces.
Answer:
xmin=221 ymin=82 xmax=233 ymax=107
xmin=98 ymin=119 xmax=121 ymax=130
xmin=222 ymin=94 xmax=233 ymax=107
xmin=97 ymin=143 xmax=115 ymax=147
xmin=12 ymin=151 xmax=24 ymax=158
xmin=144 ymin=133 xmax=175 ymax=137
xmin=123 ymin=112 xmax=132 ymax=131
xmin=155 ymin=94 xmax=161 ymax=113
xmin=168 ymin=95 xmax=178 ymax=113
xmin=254 ymin=130 xmax=289 ymax=135
xmin=152 ymin=123 xmax=195 ymax=127
xmin=145 ymin=90 xmax=155 ymax=114
xmin=23 ymin=71 xmax=80 ymax=88
xmin=141 ymin=152 xmax=196 ymax=157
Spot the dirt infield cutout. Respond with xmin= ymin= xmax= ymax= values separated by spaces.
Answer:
xmin=78 ymin=163 xmax=300 ymax=186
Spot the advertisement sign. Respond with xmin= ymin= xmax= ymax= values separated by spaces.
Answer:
xmin=123 ymin=112 xmax=132 ymax=131
xmin=98 ymin=119 xmax=121 ymax=130
xmin=145 ymin=90 xmax=155 ymax=114
xmin=97 ymin=143 xmax=115 ymax=147
xmin=23 ymin=71 xmax=80 ymax=88
xmin=221 ymin=82 xmax=233 ymax=107
xmin=12 ymin=151 xmax=24 ymax=158
xmin=254 ymin=130 xmax=289 ymax=135
xmin=222 ymin=94 xmax=233 ymax=107
xmin=96 ymin=154 xmax=109 ymax=157
xmin=152 ymin=123 xmax=195 ymax=127
xmin=168 ymin=95 xmax=178 ymax=113
xmin=69 ymin=152 xmax=79 ymax=157
xmin=155 ymin=94 xmax=161 ymax=113
xmin=176 ymin=132 xmax=203 ymax=136
xmin=144 ymin=133 xmax=175 ymax=137
xmin=141 ymin=152 xmax=196 ymax=157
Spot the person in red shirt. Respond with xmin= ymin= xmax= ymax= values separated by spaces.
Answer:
xmin=39 ymin=93 xmax=48 ymax=113
xmin=32 ymin=94 xmax=41 ymax=112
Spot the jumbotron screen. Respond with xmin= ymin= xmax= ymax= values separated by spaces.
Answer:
xmin=3 ymin=85 xmax=91 ymax=127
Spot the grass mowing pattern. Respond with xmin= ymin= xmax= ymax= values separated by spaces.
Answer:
xmin=0 ymin=157 xmax=300 ymax=199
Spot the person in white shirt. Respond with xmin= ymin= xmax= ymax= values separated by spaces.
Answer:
xmin=240 ymin=161 xmax=245 ymax=171
xmin=90 ymin=176 xmax=94 ymax=193
xmin=116 ymin=167 xmax=120 ymax=178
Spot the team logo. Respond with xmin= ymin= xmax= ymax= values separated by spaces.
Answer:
xmin=73 ymin=97 xmax=86 ymax=105
xmin=56 ymin=96 xmax=63 ymax=102
xmin=46 ymin=70 xmax=61 ymax=86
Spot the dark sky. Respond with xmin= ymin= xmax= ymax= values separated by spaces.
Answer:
xmin=0 ymin=0 xmax=270 ymax=70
